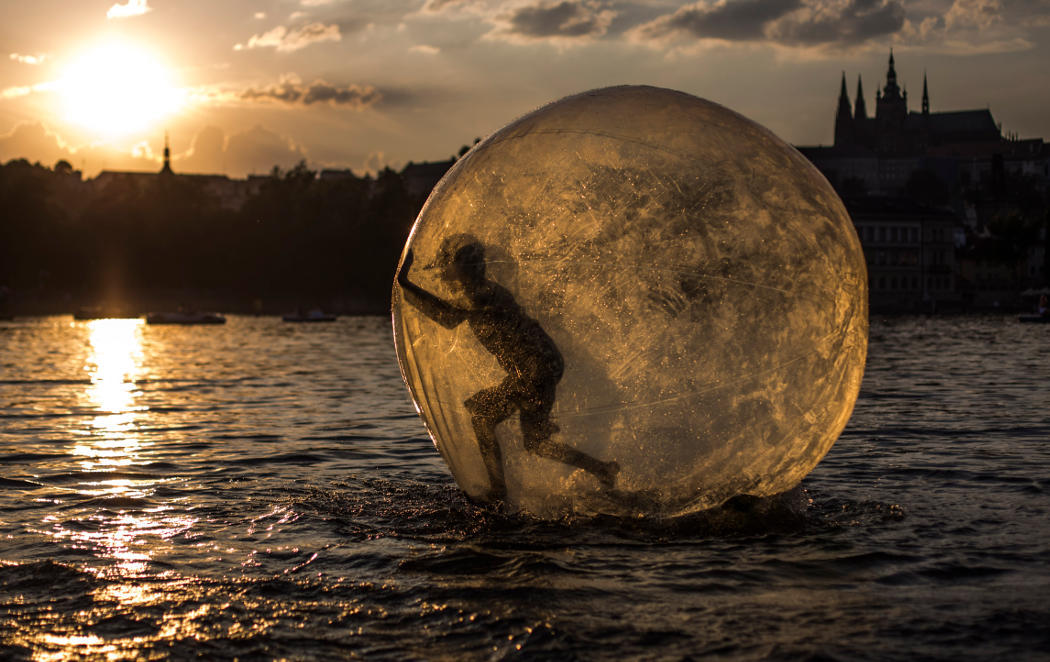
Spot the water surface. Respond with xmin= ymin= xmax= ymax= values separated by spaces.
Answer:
xmin=1 ymin=315 xmax=1048 ymax=660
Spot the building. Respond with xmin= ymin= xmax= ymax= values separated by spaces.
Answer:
xmin=798 ymin=51 xmax=1050 ymax=197
xmin=846 ymin=197 xmax=959 ymax=311
xmin=92 ymin=135 xmax=262 ymax=210
xmin=795 ymin=52 xmax=1050 ymax=310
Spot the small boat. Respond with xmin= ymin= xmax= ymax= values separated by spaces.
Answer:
xmin=146 ymin=311 xmax=226 ymax=325
xmin=1018 ymin=314 xmax=1050 ymax=324
xmin=282 ymin=309 xmax=337 ymax=323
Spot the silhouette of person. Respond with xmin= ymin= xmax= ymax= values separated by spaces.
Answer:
xmin=397 ymin=234 xmax=619 ymax=501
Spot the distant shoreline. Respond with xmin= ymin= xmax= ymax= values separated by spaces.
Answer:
xmin=0 ymin=292 xmax=391 ymax=318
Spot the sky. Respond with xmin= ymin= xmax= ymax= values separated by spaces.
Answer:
xmin=1 ymin=0 xmax=1048 ymax=177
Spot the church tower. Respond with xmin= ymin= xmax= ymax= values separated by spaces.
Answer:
xmin=922 ymin=72 xmax=930 ymax=115
xmin=854 ymin=75 xmax=867 ymax=120
xmin=160 ymin=132 xmax=173 ymax=175
xmin=875 ymin=50 xmax=908 ymax=151
xmin=834 ymin=72 xmax=853 ymax=147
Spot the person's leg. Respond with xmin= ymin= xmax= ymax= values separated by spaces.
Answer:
xmin=519 ymin=384 xmax=619 ymax=488
xmin=465 ymin=382 xmax=515 ymax=499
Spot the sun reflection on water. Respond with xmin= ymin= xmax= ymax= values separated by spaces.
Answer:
xmin=45 ymin=319 xmax=198 ymax=576
xmin=25 ymin=319 xmax=207 ymax=658
xmin=85 ymin=318 xmax=144 ymax=433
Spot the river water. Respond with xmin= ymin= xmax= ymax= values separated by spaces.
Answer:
xmin=1 ymin=314 xmax=1048 ymax=660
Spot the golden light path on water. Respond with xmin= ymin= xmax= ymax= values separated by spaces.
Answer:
xmin=33 ymin=319 xmax=204 ymax=660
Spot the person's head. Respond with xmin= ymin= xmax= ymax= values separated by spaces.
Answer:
xmin=433 ymin=233 xmax=486 ymax=285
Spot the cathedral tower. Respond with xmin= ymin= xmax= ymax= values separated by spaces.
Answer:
xmin=854 ymin=75 xmax=867 ymax=120
xmin=875 ymin=50 xmax=907 ymax=129
xmin=834 ymin=72 xmax=853 ymax=147
xmin=160 ymin=132 xmax=173 ymax=175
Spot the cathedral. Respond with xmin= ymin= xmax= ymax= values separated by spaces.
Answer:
xmin=798 ymin=50 xmax=1049 ymax=198
xmin=797 ymin=51 xmax=1049 ymax=312
xmin=832 ymin=50 xmax=1002 ymax=156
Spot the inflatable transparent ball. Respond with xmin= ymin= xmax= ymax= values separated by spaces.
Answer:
xmin=392 ymin=85 xmax=867 ymax=518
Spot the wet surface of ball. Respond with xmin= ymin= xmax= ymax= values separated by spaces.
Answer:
xmin=392 ymin=85 xmax=867 ymax=518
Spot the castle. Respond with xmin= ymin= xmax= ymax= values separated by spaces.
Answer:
xmin=798 ymin=52 xmax=1049 ymax=312
xmin=799 ymin=51 xmax=1047 ymax=198
xmin=832 ymin=50 xmax=1001 ymax=156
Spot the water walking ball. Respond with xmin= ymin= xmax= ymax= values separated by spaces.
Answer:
xmin=392 ymin=85 xmax=867 ymax=517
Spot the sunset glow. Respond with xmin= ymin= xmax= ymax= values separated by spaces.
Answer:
xmin=59 ymin=43 xmax=183 ymax=139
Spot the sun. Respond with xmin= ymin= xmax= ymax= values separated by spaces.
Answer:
xmin=59 ymin=42 xmax=184 ymax=139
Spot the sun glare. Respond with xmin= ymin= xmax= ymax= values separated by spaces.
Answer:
xmin=59 ymin=43 xmax=183 ymax=139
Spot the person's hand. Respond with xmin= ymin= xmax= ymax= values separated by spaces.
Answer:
xmin=398 ymin=249 xmax=414 ymax=284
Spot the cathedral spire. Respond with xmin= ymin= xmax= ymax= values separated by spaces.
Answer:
xmin=922 ymin=71 xmax=930 ymax=115
xmin=883 ymin=48 xmax=901 ymax=99
xmin=161 ymin=132 xmax=173 ymax=175
xmin=854 ymin=75 xmax=867 ymax=120
xmin=837 ymin=72 xmax=851 ymax=118
xmin=834 ymin=72 xmax=853 ymax=147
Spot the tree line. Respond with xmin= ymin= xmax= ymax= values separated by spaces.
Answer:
xmin=0 ymin=159 xmax=430 ymax=314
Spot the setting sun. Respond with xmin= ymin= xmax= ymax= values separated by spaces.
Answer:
xmin=59 ymin=42 xmax=183 ymax=139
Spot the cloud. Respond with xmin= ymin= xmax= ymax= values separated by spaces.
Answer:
xmin=1 ymin=80 xmax=58 ymax=99
xmin=896 ymin=0 xmax=1033 ymax=54
xmin=0 ymin=122 xmax=314 ymax=178
xmin=106 ymin=0 xmax=152 ymax=20
xmin=631 ymin=0 xmax=904 ymax=47
xmin=944 ymin=0 xmax=1002 ymax=29
xmin=235 ymin=22 xmax=342 ymax=52
xmin=771 ymin=0 xmax=905 ymax=45
xmin=0 ymin=122 xmax=72 ymax=167
xmin=409 ymin=44 xmax=441 ymax=55
xmin=9 ymin=53 xmax=46 ymax=65
xmin=490 ymin=0 xmax=616 ymax=41
xmin=179 ymin=125 xmax=307 ymax=176
xmin=178 ymin=126 xmax=227 ymax=173
xmin=240 ymin=75 xmax=381 ymax=108
xmin=222 ymin=125 xmax=309 ymax=176
xmin=635 ymin=0 xmax=802 ymax=41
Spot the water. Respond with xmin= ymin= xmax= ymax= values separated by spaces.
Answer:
xmin=1 ymin=315 xmax=1048 ymax=660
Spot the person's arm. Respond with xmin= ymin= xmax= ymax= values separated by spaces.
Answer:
xmin=397 ymin=249 xmax=468 ymax=329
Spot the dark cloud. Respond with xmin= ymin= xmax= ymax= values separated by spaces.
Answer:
xmin=651 ymin=0 xmax=803 ymax=41
xmin=497 ymin=0 xmax=614 ymax=40
xmin=241 ymin=78 xmax=381 ymax=109
xmin=634 ymin=0 xmax=904 ymax=46
xmin=773 ymin=0 xmax=905 ymax=45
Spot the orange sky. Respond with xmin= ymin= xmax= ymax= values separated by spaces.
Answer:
xmin=2 ymin=0 xmax=1049 ymax=177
